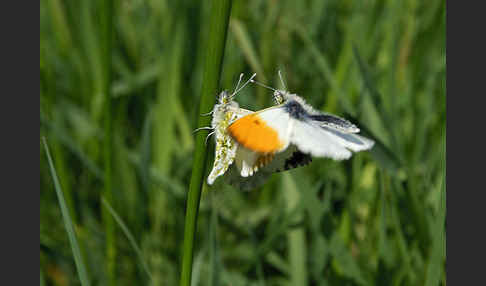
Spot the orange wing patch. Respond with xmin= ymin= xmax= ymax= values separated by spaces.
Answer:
xmin=228 ymin=114 xmax=284 ymax=153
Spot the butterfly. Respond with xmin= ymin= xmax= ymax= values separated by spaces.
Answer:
xmin=202 ymin=73 xmax=312 ymax=190
xmin=202 ymin=73 xmax=255 ymax=185
xmin=227 ymin=72 xmax=374 ymax=171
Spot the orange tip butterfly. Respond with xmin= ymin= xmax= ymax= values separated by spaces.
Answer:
xmin=227 ymin=71 xmax=374 ymax=175
xmin=202 ymin=73 xmax=255 ymax=185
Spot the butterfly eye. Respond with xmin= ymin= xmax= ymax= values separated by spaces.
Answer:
xmin=273 ymin=91 xmax=284 ymax=105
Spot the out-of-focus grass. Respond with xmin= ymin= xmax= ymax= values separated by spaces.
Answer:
xmin=40 ymin=0 xmax=446 ymax=285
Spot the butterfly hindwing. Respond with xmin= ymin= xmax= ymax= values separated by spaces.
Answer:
xmin=225 ymin=145 xmax=312 ymax=190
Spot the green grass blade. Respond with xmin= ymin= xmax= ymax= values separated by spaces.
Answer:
xmin=344 ymin=113 xmax=402 ymax=176
xmin=180 ymin=1 xmax=233 ymax=286
xmin=42 ymin=137 xmax=91 ymax=286
xmin=40 ymin=267 xmax=46 ymax=286
xmin=112 ymin=63 xmax=159 ymax=97
xmin=174 ymin=95 xmax=195 ymax=153
xmin=191 ymin=251 xmax=205 ymax=286
xmin=208 ymin=193 xmax=221 ymax=286
xmin=98 ymin=0 xmax=116 ymax=284
xmin=282 ymin=173 xmax=308 ymax=286
xmin=40 ymin=113 xmax=103 ymax=179
xmin=101 ymin=197 xmax=154 ymax=283
xmin=352 ymin=45 xmax=399 ymax=148
xmin=424 ymin=130 xmax=446 ymax=286
xmin=292 ymin=23 xmax=354 ymax=114
xmin=47 ymin=0 xmax=72 ymax=56
xmin=230 ymin=18 xmax=266 ymax=82
xmin=329 ymin=232 xmax=366 ymax=286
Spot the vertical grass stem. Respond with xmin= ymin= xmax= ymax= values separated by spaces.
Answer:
xmin=180 ymin=1 xmax=233 ymax=285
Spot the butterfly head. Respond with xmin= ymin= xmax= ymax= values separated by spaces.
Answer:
xmin=273 ymin=90 xmax=289 ymax=105
xmin=217 ymin=90 xmax=232 ymax=105
xmin=250 ymin=70 xmax=291 ymax=105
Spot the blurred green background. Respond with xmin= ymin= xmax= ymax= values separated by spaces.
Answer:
xmin=40 ymin=0 xmax=446 ymax=285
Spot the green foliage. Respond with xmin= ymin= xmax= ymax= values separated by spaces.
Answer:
xmin=40 ymin=0 xmax=446 ymax=285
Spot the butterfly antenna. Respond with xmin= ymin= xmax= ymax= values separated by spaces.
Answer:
xmin=231 ymin=73 xmax=257 ymax=98
xmin=278 ymin=70 xmax=287 ymax=91
xmin=232 ymin=73 xmax=244 ymax=94
xmin=249 ymin=78 xmax=277 ymax=92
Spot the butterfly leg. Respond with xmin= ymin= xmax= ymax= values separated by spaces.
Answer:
xmin=200 ymin=110 xmax=214 ymax=116
xmin=193 ymin=126 xmax=213 ymax=133
xmin=205 ymin=131 xmax=215 ymax=145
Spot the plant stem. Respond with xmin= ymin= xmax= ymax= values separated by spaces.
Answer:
xmin=179 ymin=1 xmax=233 ymax=285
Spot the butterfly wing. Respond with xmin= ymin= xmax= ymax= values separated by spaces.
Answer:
xmin=225 ymin=145 xmax=312 ymax=191
xmin=308 ymin=113 xmax=360 ymax=133
xmin=289 ymin=119 xmax=353 ymax=159
xmin=288 ymin=118 xmax=374 ymax=159
xmin=228 ymin=100 xmax=374 ymax=162
xmin=318 ymin=126 xmax=374 ymax=152
xmin=272 ymin=145 xmax=312 ymax=172
xmin=225 ymin=164 xmax=272 ymax=191
xmin=227 ymin=106 xmax=291 ymax=154
xmin=207 ymin=106 xmax=253 ymax=185
xmin=207 ymin=134 xmax=238 ymax=185
xmin=227 ymin=106 xmax=298 ymax=178
xmin=233 ymin=146 xmax=261 ymax=177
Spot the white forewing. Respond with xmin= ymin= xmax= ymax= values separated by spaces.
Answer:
xmin=289 ymin=119 xmax=352 ymax=160
xmin=319 ymin=126 xmax=374 ymax=152
xmin=256 ymin=106 xmax=292 ymax=148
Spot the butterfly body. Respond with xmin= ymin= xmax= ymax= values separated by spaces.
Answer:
xmin=207 ymin=91 xmax=252 ymax=185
